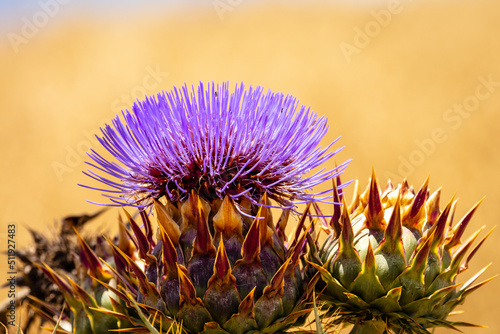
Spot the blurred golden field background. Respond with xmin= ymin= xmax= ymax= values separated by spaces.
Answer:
xmin=1 ymin=0 xmax=499 ymax=333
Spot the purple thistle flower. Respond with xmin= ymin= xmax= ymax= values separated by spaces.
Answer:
xmin=81 ymin=82 xmax=350 ymax=212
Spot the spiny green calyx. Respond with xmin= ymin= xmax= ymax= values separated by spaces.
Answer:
xmin=42 ymin=191 xmax=318 ymax=334
xmin=315 ymin=171 xmax=495 ymax=334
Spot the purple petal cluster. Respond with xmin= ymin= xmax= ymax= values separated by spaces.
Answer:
xmin=81 ymin=82 xmax=349 ymax=211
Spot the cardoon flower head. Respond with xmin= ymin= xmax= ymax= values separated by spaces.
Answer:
xmin=82 ymin=82 xmax=349 ymax=212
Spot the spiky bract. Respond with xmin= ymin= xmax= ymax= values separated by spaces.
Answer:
xmin=43 ymin=192 xmax=318 ymax=334
xmin=315 ymin=172 xmax=494 ymax=334
xmin=0 ymin=211 xmax=107 ymax=333
xmin=82 ymin=82 xmax=348 ymax=210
